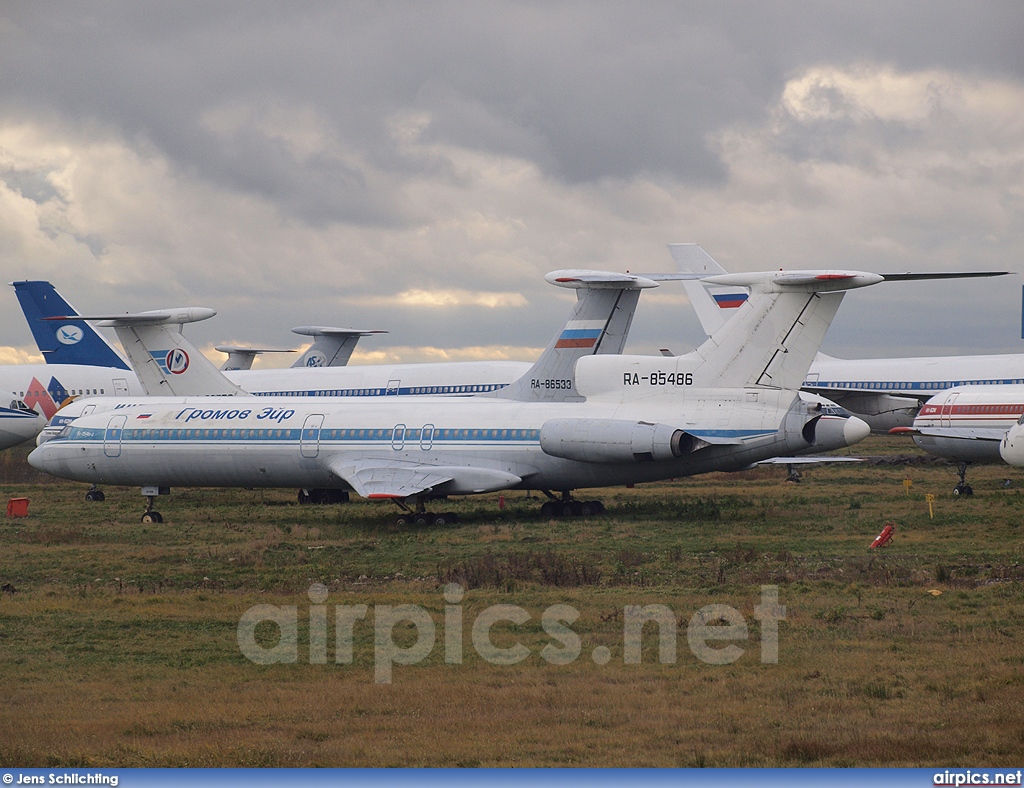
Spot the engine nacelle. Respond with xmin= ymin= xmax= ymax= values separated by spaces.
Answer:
xmin=540 ymin=418 xmax=691 ymax=464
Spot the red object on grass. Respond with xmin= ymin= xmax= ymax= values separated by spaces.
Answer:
xmin=869 ymin=523 xmax=896 ymax=549
xmin=6 ymin=498 xmax=29 ymax=518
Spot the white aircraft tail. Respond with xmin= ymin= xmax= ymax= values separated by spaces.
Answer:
xmin=688 ymin=272 xmax=880 ymax=389
xmin=668 ymin=244 xmax=746 ymax=337
xmin=290 ymin=327 xmax=387 ymax=368
xmin=59 ymin=308 xmax=247 ymax=396
xmin=497 ymin=271 xmax=658 ymax=402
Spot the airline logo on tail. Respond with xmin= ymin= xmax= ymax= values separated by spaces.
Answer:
xmin=56 ymin=325 xmax=85 ymax=345
xmin=22 ymin=375 xmax=70 ymax=419
xmin=151 ymin=349 xmax=191 ymax=375
xmin=554 ymin=320 xmax=605 ymax=349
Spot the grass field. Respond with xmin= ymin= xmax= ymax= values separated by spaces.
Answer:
xmin=1 ymin=437 xmax=1023 ymax=767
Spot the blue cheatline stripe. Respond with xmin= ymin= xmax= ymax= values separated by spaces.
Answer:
xmin=252 ymin=383 xmax=508 ymax=397
xmin=68 ymin=426 xmax=544 ymax=444
xmin=804 ymin=378 xmax=1024 ymax=391
xmin=0 ymin=408 xmax=38 ymax=418
xmin=686 ymin=429 xmax=776 ymax=440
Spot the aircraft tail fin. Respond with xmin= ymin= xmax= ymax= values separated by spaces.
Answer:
xmin=53 ymin=308 xmax=246 ymax=396
xmin=11 ymin=281 xmax=130 ymax=369
xmin=290 ymin=327 xmax=387 ymax=368
xmin=667 ymin=244 xmax=748 ymax=337
xmin=216 ymin=346 xmax=296 ymax=371
xmin=496 ymin=271 xmax=657 ymax=402
xmin=689 ymin=272 xmax=882 ymax=390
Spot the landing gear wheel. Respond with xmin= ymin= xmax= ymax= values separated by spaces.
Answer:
xmin=414 ymin=514 xmax=430 ymax=527
xmin=395 ymin=514 xmax=411 ymax=527
xmin=141 ymin=511 xmax=163 ymax=524
xmin=579 ymin=501 xmax=596 ymax=517
xmin=431 ymin=514 xmax=448 ymax=526
xmin=541 ymin=501 xmax=559 ymax=518
xmin=953 ymin=483 xmax=974 ymax=496
xmin=561 ymin=501 xmax=579 ymax=517
xmin=85 ymin=489 xmax=105 ymax=502
xmin=298 ymin=489 xmax=312 ymax=505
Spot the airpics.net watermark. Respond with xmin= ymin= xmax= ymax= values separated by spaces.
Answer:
xmin=237 ymin=583 xmax=786 ymax=684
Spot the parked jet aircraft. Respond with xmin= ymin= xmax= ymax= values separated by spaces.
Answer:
xmin=217 ymin=327 xmax=389 ymax=370
xmin=669 ymin=244 xmax=1015 ymax=431
xmin=0 ymin=389 xmax=46 ymax=449
xmin=29 ymin=266 xmax=883 ymax=523
xmin=890 ymin=385 xmax=1024 ymax=494
xmin=998 ymin=406 xmax=1024 ymax=468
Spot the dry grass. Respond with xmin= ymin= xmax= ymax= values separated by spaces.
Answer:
xmin=1 ymin=437 xmax=1023 ymax=766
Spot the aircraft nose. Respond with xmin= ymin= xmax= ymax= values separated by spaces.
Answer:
xmin=1000 ymin=427 xmax=1024 ymax=467
xmin=844 ymin=416 xmax=871 ymax=447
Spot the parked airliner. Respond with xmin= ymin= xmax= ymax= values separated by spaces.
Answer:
xmin=28 ymin=266 xmax=887 ymax=523
xmin=890 ymin=385 xmax=1024 ymax=494
xmin=0 ymin=389 xmax=46 ymax=449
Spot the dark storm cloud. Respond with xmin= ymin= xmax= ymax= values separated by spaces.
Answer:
xmin=3 ymin=0 xmax=1021 ymax=227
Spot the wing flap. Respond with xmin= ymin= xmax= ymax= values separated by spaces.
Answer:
xmin=328 ymin=458 xmax=522 ymax=499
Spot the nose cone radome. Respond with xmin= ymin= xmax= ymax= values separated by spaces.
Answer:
xmin=1000 ymin=427 xmax=1024 ymax=467
xmin=844 ymin=416 xmax=871 ymax=447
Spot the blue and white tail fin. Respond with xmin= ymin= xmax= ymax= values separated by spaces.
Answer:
xmin=11 ymin=281 xmax=130 ymax=369
xmin=667 ymin=244 xmax=748 ymax=336
xmin=53 ymin=308 xmax=245 ymax=396
xmin=496 ymin=271 xmax=657 ymax=402
xmin=290 ymin=327 xmax=387 ymax=368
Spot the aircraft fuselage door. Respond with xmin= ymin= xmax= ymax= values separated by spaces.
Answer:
xmin=300 ymin=414 xmax=324 ymax=458
xmin=386 ymin=380 xmax=401 ymax=395
xmin=941 ymin=393 xmax=958 ymax=427
xmin=104 ymin=414 xmax=127 ymax=458
xmin=113 ymin=378 xmax=129 ymax=396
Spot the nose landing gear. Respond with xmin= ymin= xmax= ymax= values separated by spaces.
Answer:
xmin=140 ymin=485 xmax=170 ymax=523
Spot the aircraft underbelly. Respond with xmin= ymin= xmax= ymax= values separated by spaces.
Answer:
xmin=912 ymin=435 xmax=1002 ymax=464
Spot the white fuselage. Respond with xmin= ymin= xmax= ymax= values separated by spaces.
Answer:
xmin=0 ymin=390 xmax=47 ymax=449
xmin=803 ymin=353 xmax=1024 ymax=432
xmin=28 ymin=383 xmax=825 ymax=495
xmin=0 ymin=360 xmax=530 ymax=421
xmin=908 ymin=385 xmax=1024 ymax=463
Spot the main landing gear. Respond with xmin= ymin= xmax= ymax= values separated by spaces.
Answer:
xmin=85 ymin=484 xmax=105 ymax=502
xmin=953 ymin=462 xmax=974 ymax=496
xmin=539 ymin=490 xmax=606 ymax=518
xmin=297 ymin=488 xmax=350 ymax=505
xmin=392 ymin=498 xmax=459 ymax=527
xmin=140 ymin=485 xmax=170 ymax=523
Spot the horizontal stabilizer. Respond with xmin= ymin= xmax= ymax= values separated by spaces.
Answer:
xmin=545 ymin=270 xmax=659 ymax=289
xmin=880 ymin=271 xmax=1010 ymax=281
xmin=290 ymin=326 xmax=386 ymax=368
xmin=47 ymin=308 xmax=217 ymax=327
xmin=216 ymin=346 xmax=296 ymax=372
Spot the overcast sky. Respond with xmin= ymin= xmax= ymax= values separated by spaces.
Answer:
xmin=1 ymin=2 xmax=1022 ymax=368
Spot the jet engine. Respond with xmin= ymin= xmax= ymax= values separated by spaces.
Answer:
xmin=539 ymin=418 xmax=692 ymax=463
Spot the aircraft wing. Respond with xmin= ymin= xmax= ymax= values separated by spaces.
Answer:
xmin=757 ymin=456 xmax=864 ymax=464
xmin=891 ymin=426 xmax=1008 ymax=441
xmin=327 ymin=458 xmax=522 ymax=499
